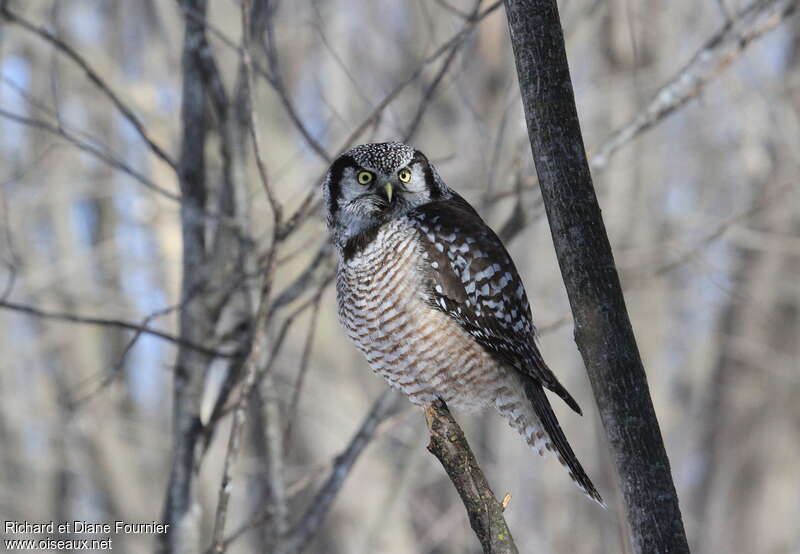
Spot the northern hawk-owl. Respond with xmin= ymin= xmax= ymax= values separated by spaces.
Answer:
xmin=323 ymin=141 xmax=603 ymax=504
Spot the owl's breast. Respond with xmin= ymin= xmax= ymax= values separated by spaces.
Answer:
xmin=336 ymin=221 xmax=504 ymax=409
xmin=336 ymin=221 xmax=423 ymax=349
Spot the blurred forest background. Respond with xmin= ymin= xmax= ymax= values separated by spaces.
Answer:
xmin=0 ymin=0 xmax=798 ymax=553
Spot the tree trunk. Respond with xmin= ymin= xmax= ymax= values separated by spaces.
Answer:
xmin=502 ymin=1 xmax=691 ymax=552
xmin=161 ymin=0 xmax=213 ymax=551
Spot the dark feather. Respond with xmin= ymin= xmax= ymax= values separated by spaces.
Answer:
xmin=342 ymin=224 xmax=382 ymax=262
xmin=524 ymin=379 xmax=605 ymax=506
xmin=409 ymin=195 xmax=582 ymax=414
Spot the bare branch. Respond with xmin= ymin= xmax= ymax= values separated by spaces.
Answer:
xmin=67 ymin=295 xmax=204 ymax=406
xmin=644 ymin=182 xmax=794 ymax=278
xmin=213 ymin=406 xmax=417 ymax=554
xmin=590 ymin=0 xmax=797 ymax=169
xmin=283 ymin=297 xmax=322 ymax=450
xmin=432 ymin=0 xmax=475 ymax=19
xmin=241 ymin=0 xmax=282 ymax=222
xmin=280 ymin=0 xmax=504 ymax=238
xmin=270 ymin=243 xmax=335 ymax=311
xmin=0 ymin=298 xmax=233 ymax=359
xmin=0 ymin=107 xmax=251 ymax=245
xmin=403 ymin=0 xmax=483 ymax=142
xmin=210 ymin=283 xmax=274 ymax=553
xmin=208 ymin=252 xmax=332 ymax=551
xmin=0 ymin=108 xmax=180 ymax=202
xmin=177 ymin=2 xmax=333 ymax=164
xmin=275 ymin=390 xmax=399 ymax=554
xmin=208 ymin=4 xmax=288 ymax=545
xmin=425 ymin=399 xmax=518 ymax=554
xmin=199 ymin=275 xmax=334 ymax=452
xmin=1 ymin=5 xmax=177 ymax=171
xmin=162 ymin=0 xmax=235 ymax=549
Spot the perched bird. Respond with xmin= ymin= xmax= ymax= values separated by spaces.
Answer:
xmin=323 ymin=141 xmax=603 ymax=505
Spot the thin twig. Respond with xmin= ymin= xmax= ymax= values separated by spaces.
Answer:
xmin=403 ymin=42 xmax=461 ymax=142
xmin=69 ymin=295 xmax=203 ymax=406
xmin=209 ymin=464 xmax=324 ymax=554
xmin=270 ymin=243 xmax=334 ymax=312
xmin=640 ymin=182 xmax=795 ymax=278
xmin=209 ymin=17 xmax=283 ymax=539
xmin=283 ymin=295 xmax=322 ymax=451
xmin=231 ymin=2 xmax=290 ymax=544
xmin=70 ymin=314 xmax=153 ymax=405
xmin=200 ymin=272 xmax=335 ymax=456
xmin=257 ymin=50 xmax=331 ymax=164
xmin=199 ymin=249 xmax=335 ymax=465
xmin=177 ymin=3 xmax=333 ymax=163
xmin=403 ymin=0 xmax=483 ymax=142
xmin=209 ymin=281 xmax=274 ymax=553
xmin=0 ymin=108 xmax=179 ymax=202
xmin=0 ymin=298 xmax=234 ymax=358
xmin=0 ymin=107 xmax=251 ymax=243
xmin=214 ymin=405 xmax=416 ymax=553
xmin=241 ymin=0 xmax=282 ymax=223
xmin=433 ymin=0 xmax=475 ymax=19
xmin=208 ymin=182 xmax=284 ymax=552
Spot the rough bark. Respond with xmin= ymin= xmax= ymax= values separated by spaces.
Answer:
xmin=425 ymin=399 xmax=518 ymax=554
xmin=503 ymin=1 xmax=691 ymax=553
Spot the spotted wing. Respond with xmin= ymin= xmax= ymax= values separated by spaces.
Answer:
xmin=408 ymin=194 xmax=582 ymax=414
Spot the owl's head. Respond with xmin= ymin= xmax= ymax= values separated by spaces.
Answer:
xmin=323 ymin=141 xmax=450 ymax=247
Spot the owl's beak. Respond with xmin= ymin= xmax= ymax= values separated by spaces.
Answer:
xmin=384 ymin=182 xmax=394 ymax=203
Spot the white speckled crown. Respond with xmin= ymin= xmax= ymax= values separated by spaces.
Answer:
xmin=345 ymin=142 xmax=415 ymax=174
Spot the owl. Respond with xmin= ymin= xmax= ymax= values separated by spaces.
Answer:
xmin=323 ymin=141 xmax=603 ymax=505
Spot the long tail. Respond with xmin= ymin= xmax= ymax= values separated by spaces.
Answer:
xmin=523 ymin=379 xmax=605 ymax=507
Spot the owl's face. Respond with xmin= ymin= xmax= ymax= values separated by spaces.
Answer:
xmin=323 ymin=142 xmax=450 ymax=247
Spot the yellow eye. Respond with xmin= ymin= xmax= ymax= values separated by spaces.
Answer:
xmin=398 ymin=168 xmax=411 ymax=183
xmin=357 ymin=171 xmax=373 ymax=185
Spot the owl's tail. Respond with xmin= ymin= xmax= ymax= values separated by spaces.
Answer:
xmin=520 ymin=379 xmax=605 ymax=507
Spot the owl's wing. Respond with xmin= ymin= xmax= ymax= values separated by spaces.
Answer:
xmin=408 ymin=194 xmax=582 ymax=415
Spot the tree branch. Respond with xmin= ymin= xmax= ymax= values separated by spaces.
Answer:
xmin=0 ymin=298 xmax=233 ymax=359
xmin=241 ymin=0 xmax=283 ymax=222
xmin=1 ymin=4 xmax=177 ymax=171
xmin=0 ymin=108 xmax=179 ymax=202
xmin=279 ymin=0 xmax=504 ymax=239
xmin=590 ymin=0 xmax=797 ymax=170
xmin=402 ymin=0 xmax=483 ymax=143
xmin=425 ymin=399 xmax=518 ymax=554
xmin=210 ymin=276 xmax=275 ymax=554
xmin=274 ymin=390 xmax=399 ymax=554
xmin=498 ymin=0 xmax=795 ymax=243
